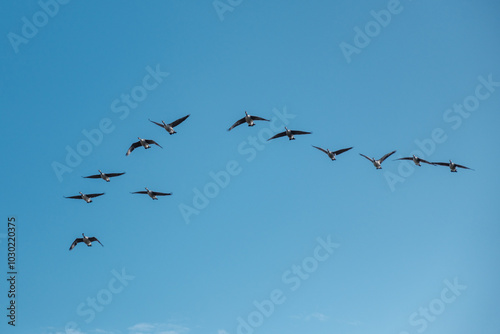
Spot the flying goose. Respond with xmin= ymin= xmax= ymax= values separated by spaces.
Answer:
xmin=64 ymin=192 xmax=105 ymax=203
xmin=267 ymin=127 xmax=312 ymax=141
xmin=228 ymin=111 xmax=270 ymax=131
xmin=83 ymin=170 xmax=125 ymax=182
xmin=394 ymin=155 xmax=434 ymax=166
xmin=69 ymin=233 xmax=103 ymax=250
xmin=149 ymin=114 xmax=190 ymax=134
xmin=359 ymin=150 xmax=396 ymax=169
xmin=131 ymin=187 xmax=172 ymax=200
xmin=126 ymin=137 xmax=162 ymax=156
xmin=312 ymin=145 xmax=353 ymax=161
xmin=432 ymin=160 xmax=473 ymax=172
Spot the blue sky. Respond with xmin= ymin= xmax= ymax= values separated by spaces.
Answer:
xmin=1 ymin=0 xmax=500 ymax=333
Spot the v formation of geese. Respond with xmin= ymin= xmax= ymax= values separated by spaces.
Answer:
xmin=64 ymin=111 xmax=473 ymax=250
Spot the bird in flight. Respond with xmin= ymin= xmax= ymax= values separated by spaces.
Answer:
xmin=126 ymin=137 xmax=162 ymax=156
xmin=359 ymin=150 xmax=396 ymax=169
xmin=431 ymin=160 xmax=473 ymax=172
xmin=131 ymin=187 xmax=172 ymax=200
xmin=83 ymin=170 xmax=125 ymax=182
xmin=228 ymin=111 xmax=270 ymax=131
xmin=267 ymin=127 xmax=311 ymax=141
xmin=69 ymin=233 xmax=103 ymax=251
xmin=394 ymin=155 xmax=434 ymax=166
xmin=64 ymin=192 xmax=105 ymax=203
xmin=149 ymin=114 xmax=190 ymax=135
xmin=312 ymin=145 xmax=353 ymax=161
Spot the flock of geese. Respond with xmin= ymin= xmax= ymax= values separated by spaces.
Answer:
xmin=65 ymin=111 xmax=473 ymax=250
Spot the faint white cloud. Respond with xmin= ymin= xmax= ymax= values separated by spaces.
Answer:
xmin=128 ymin=322 xmax=189 ymax=334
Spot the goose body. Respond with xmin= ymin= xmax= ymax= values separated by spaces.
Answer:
xmin=432 ymin=160 xmax=473 ymax=172
xmin=268 ymin=127 xmax=312 ymax=141
xmin=228 ymin=111 xmax=270 ymax=131
xmin=64 ymin=192 xmax=105 ymax=203
xmin=69 ymin=233 xmax=103 ymax=250
xmin=149 ymin=114 xmax=190 ymax=134
xmin=312 ymin=145 xmax=353 ymax=161
xmin=126 ymin=137 xmax=162 ymax=156
xmin=131 ymin=187 xmax=172 ymax=200
xmin=360 ymin=150 xmax=396 ymax=169
xmin=83 ymin=170 xmax=125 ymax=182
xmin=395 ymin=155 xmax=433 ymax=166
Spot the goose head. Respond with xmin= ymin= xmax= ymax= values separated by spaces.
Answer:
xmin=245 ymin=111 xmax=249 ymax=116
xmin=82 ymin=233 xmax=85 ymax=237
xmin=145 ymin=187 xmax=149 ymax=191
xmin=98 ymin=169 xmax=103 ymax=174
xmin=162 ymin=120 xmax=167 ymax=126
xmin=79 ymin=192 xmax=84 ymax=195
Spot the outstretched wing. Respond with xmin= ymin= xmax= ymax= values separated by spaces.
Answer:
xmin=169 ymin=114 xmax=190 ymax=127
xmin=250 ymin=115 xmax=270 ymax=122
xmin=64 ymin=195 xmax=83 ymax=199
xmin=149 ymin=119 xmax=165 ymax=128
xmin=312 ymin=145 xmax=328 ymax=154
xmin=82 ymin=174 xmax=101 ymax=179
xmin=395 ymin=157 xmax=413 ymax=161
xmin=267 ymin=131 xmax=287 ymax=141
xmin=432 ymin=162 xmax=450 ymax=167
xmin=419 ymin=158 xmax=434 ymax=165
xmin=152 ymin=191 xmax=172 ymax=196
xmin=126 ymin=141 xmax=141 ymax=156
xmin=87 ymin=193 xmax=105 ymax=198
xmin=69 ymin=238 xmax=83 ymax=251
xmin=106 ymin=172 xmax=126 ymax=178
xmin=379 ymin=150 xmax=396 ymax=163
xmin=455 ymin=163 xmax=473 ymax=170
xmin=333 ymin=147 xmax=353 ymax=155
xmin=145 ymin=139 xmax=162 ymax=148
xmin=131 ymin=191 xmax=148 ymax=194
xmin=227 ymin=117 xmax=246 ymax=131
xmin=359 ymin=153 xmax=374 ymax=162
xmin=88 ymin=237 xmax=103 ymax=247
xmin=290 ymin=130 xmax=311 ymax=135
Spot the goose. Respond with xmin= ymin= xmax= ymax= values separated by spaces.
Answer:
xmin=267 ymin=127 xmax=312 ymax=141
xmin=126 ymin=137 xmax=162 ymax=156
xmin=359 ymin=150 xmax=396 ymax=169
xmin=312 ymin=145 xmax=353 ymax=161
xmin=64 ymin=192 xmax=105 ymax=203
xmin=131 ymin=187 xmax=172 ymax=200
xmin=431 ymin=160 xmax=473 ymax=172
xmin=395 ymin=155 xmax=434 ymax=166
xmin=149 ymin=114 xmax=190 ymax=134
xmin=228 ymin=111 xmax=270 ymax=131
xmin=69 ymin=233 xmax=103 ymax=251
xmin=83 ymin=170 xmax=125 ymax=182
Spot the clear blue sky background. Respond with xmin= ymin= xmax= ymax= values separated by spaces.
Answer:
xmin=1 ymin=1 xmax=499 ymax=333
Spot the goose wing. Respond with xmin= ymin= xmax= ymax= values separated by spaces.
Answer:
xmin=227 ymin=117 xmax=246 ymax=131
xmin=455 ymin=163 xmax=473 ymax=170
xmin=333 ymin=147 xmax=353 ymax=155
xmin=152 ymin=191 xmax=172 ymax=196
xmin=395 ymin=157 xmax=413 ymax=161
xmin=69 ymin=238 xmax=83 ymax=250
xmin=379 ymin=150 xmax=396 ymax=163
xmin=145 ymin=139 xmax=162 ymax=148
xmin=312 ymin=145 xmax=328 ymax=154
xmin=126 ymin=141 xmax=141 ymax=156
xmin=250 ymin=115 xmax=270 ymax=122
xmin=169 ymin=114 xmax=190 ymax=127
xmin=82 ymin=174 xmax=101 ymax=179
xmin=290 ymin=130 xmax=311 ymax=135
xmin=419 ymin=158 xmax=434 ymax=165
xmin=88 ymin=237 xmax=103 ymax=246
xmin=267 ymin=131 xmax=288 ymax=141
xmin=131 ymin=191 xmax=148 ymax=194
xmin=148 ymin=119 xmax=164 ymax=128
xmin=64 ymin=195 xmax=83 ymax=199
xmin=106 ymin=172 xmax=126 ymax=178
xmin=359 ymin=153 xmax=374 ymax=162
xmin=86 ymin=193 xmax=105 ymax=198
xmin=432 ymin=162 xmax=450 ymax=167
